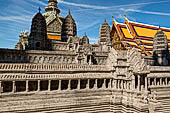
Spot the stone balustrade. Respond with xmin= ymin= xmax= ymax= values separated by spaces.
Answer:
xmin=150 ymin=66 xmax=170 ymax=72
xmin=0 ymin=63 xmax=111 ymax=72
xmin=148 ymin=77 xmax=170 ymax=87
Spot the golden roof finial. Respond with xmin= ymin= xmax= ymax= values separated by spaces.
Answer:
xmin=124 ymin=10 xmax=126 ymax=18
xmin=104 ymin=18 xmax=107 ymax=22
xmin=112 ymin=13 xmax=114 ymax=19
xmin=159 ymin=25 xmax=161 ymax=29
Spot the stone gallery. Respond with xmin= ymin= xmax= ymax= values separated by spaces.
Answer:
xmin=0 ymin=0 xmax=170 ymax=113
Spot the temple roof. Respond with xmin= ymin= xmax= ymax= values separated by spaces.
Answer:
xmin=111 ymin=16 xmax=170 ymax=56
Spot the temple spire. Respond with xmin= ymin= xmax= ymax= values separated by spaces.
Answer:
xmin=38 ymin=7 xmax=41 ymax=13
xmin=84 ymin=32 xmax=87 ymax=36
xmin=45 ymin=0 xmax=60 ymax=14
xmin=69 ymin=9 xmax=71 ymax=15
xmin=104 ymin=18 xmax=107 ymax=23
xmin=112 ymin=13 xmax=114 ymax=19
xmin=159 ymin=25 xmax=161 ymax=29
xmin=124 ymin=10 xmax=127 ymax=18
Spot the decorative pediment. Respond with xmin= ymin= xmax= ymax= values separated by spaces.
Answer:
xmin=47 ymin=19 xmax=62 ymax=33
xmin=128 ymin=48 xmax=150 ymax=74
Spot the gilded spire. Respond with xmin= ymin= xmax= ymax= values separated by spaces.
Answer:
xmin=159 ymin=25 xmax=161 ymax=29
xmin=112 ymin=13 xmax=114 ymax=19
xmin=124 ymin=10 xmax=127 ymax=18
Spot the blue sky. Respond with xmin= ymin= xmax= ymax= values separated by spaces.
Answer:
xmin=1 ymin=0 xmax=170 ymax=48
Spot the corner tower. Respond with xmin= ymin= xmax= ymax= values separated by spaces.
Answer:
xmin=28 ymin=8 xmax=49 ymax=50
xmin=62 ymin=10 xmax=77 ymax=42
xmin=82 ymin=33 xmax=89 ymax=45
xmin=99 ymin=19 xmax=111 ymax=45
xmin=153 ymin=29 xmax=170 ymax=65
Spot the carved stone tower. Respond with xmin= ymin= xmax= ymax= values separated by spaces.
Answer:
xmin=99 ymin=19 xmax=111 ymax=45
xmin=15 ymin=30 xmax=29 ymax=50
xmin=45 ymin=0 xmax=60 ymax=16
xmin=28 ymin=8 xmax=49 ymax=50
xmin=44 ymin=0 xmax=63 ymax=41
xmin=62 ymin=10 xmax=77 ymax=42
xmin=82 ymin=33 xmax=89 ymax=45
xmin=153 ymin=29 xmax=170 ymax=66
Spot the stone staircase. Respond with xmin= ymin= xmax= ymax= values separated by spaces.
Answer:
xmin=154 ymin=98 xmax=170 ymax=113
xmin=150 ymin=87 xmax=170 ymax=113
xmin=0 ymin=90 xmax=113 ymax=113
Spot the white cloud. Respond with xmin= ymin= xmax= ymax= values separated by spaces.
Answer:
xmin=5 ymin=38 xmax=18 ymax=42
xmin=0 ymin=16 xmax=31 ymax=22
xmin=58 ymin=0 xmax=170 ymax=10
xmin=31 ymin=0 xmax=47 ymax=6
xmin=78 ymin=20 xmax=100 ymax=31
xmin=58 ymin=0 xmax=108 ymax=9
xmin=110 ymin=1 xmax=170 ymax=9
xmin=123 ymin=8 xmax=170 ymax=16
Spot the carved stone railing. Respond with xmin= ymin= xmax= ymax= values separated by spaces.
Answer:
xmin=0 ymin=63 xmax=110 ymax=72
xmin=0 ymin=73 xmax=112 ymax=80
xmin=150 ymin=66 xmax=170 ymax=72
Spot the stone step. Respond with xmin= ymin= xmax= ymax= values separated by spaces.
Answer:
xmin=2 ymin=103 xmax=111 ymax=113
xmin=40 ymin=105 xmax=111 ymax=113
xmin=0 ymin=95 xmax=111 ymax=112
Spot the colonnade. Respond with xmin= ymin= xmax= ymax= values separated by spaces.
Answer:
xmin=148 ymin=77 xmax=170 ymax=86
xmin=112 ymin=79 xmax=131 ymax=90
xmin=135 ymin=75 xmax=148 ymax=92
xmin=0 ymin=78 xmax=113 ymax=94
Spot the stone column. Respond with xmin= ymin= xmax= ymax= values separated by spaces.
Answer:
xmin=124 ymin=81 xmax=127 ymax=89
xmin=118 ymin=80 xmax=120 ymax=89
xmin=114 ymin=80 xmax=117 ymax=89
xmin=86 ymin=79 xmax=89 ymax=89
xmin=77 ymin=79 xmax=80 ymax=90
xmin=160 ymin=78 xmax=162 ymax=86
xmin=103 ymin=79 xmax=106 ymax=89
xmin=145 ymin=77 xmax=148 ymax=91
xmin=123 ymin=81 xmax=126 ymax=90
xmin=48 ymin=80 xmax=51 ymax=91
xmin=94 ymin=79 xmax=97 ymax=89
xmin=68 ymin=80 xmax=71 ymax=90
xmin=165 ymin=78 xmax=168 ymax=85
xmin=112 ymin=80 xmax=114 ymax=89
xmin=37 ymin=80 xmax=40 ymax=91
xmin=89 ymin=56 xmax=92 ymax=65
xmin=12 ymin=81 xmax=16 ymax=93
xmin=154 ymin=78 xmax=156 ymax=86
xmin=58 ymin=80 xmax=61 ymax=90
xmin=132 ymin=75 xmax=135 ymax=90
xmin=148 ymin=78 xmax=150 ymax=86
xmin=26 ymin=80 xmax=29 ymax=92
xmin=0 ymin=81 xmax=2 ymax=94
xmin=121 ymin=80 xmax=123 ymax=89
xmin=138 ymin=75 xmax=141 ymax=91
xmin=108 ymin=79 xmax=112 ymax=89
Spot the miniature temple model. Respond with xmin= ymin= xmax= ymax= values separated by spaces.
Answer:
xmin=1 ymin=0 xmax=170 ymax=113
